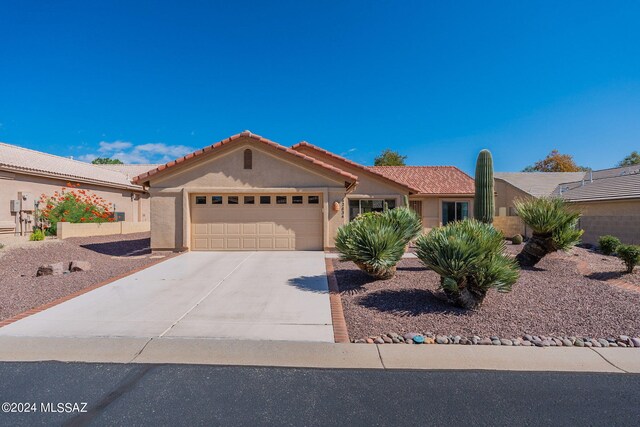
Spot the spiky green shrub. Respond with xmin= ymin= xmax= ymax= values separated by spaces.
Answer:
xmin=29 ymin=229 xmax=45 ymax=241
xmin=599 ymin=235 xmax=621 ymax=256
xmin=511 ymin=234 xmax=523 ymax=245
xmin=335 ymin=207 xmax=421 ymax=280
xmin=617 ymin=245 xmax=640 ymax=274
xmin=474 ymin=149 xmax=494 ymax=223
xmin=385 ymin=206 xmax=422 ymax=244
xmin=415 ymin=219 xmax=519 ymax=309
xmin=514 ymin=197 xmax=583 ymax=267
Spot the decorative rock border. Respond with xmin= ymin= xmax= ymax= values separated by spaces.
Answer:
xmin=353 ymin=333 xmax=640 ymax=348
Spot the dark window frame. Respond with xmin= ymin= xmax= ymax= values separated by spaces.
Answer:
xmin=211 ymin=196 xmax=223 ymax=205
xmin=276 ymin=196 xmax=287 ymax=205
xmin=244 ymin=196 xmax=255 ymax=205
xmin=292 ymin=195 xmax=303 ymax=204
xmin=195 ymin=196 xmax=207 ymax=205
xmin=308 ymin=196 xmax=320 ymax=204
xmin=228 ymin=196 xmax=239 ymax=205
xmin=260 ymin=195 xmax=271 ymax=204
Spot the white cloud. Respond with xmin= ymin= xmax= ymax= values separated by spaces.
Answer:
xmin=79 ymin=140 xmax=195 ymax=164
xmin=77 ymin=153 xmax=98 ymax=162
xmin=98 ymin=140 xmax=133 ymax=153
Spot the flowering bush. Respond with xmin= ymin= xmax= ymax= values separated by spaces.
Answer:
xmin=38 ymin=183 xmax=114 ymax=235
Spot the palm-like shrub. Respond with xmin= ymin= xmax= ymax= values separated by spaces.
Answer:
xmin=514 ymin=197 xmax=583 ymax=267
xmin=335 ymin=207 xmax=421 ymax=280
xmin=415 ymin=219 xmax=519 ymax=309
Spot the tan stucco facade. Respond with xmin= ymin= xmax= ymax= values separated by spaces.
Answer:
xmin=0 ymin=170 xmax=149 ymax=234
xmin=144 ymin=137 xmax=353 ymax=251
xmin=409 ymin=195 xmax=475 ymax=233
xmin=494 ymin=178 xmax=532 ymax=217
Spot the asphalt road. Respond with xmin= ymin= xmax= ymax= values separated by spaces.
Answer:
xmin=0 ymin=362 xmax=638 ymax=426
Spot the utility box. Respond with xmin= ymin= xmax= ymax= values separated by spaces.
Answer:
xmin=18 ymin=192 xmax=35 ymax=211
xmin=10 ymin=199 xmax=21 ymax=213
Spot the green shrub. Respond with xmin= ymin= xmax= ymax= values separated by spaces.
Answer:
xmin=29 ymin=229 xmax=45 ymax=241
xmin=514 ymin=197 xmax=583 ymax=267
xmin=335 ymin=207 xmax=421 ymax=280
xmin=617 ymin=244 xmax=640 ymax=274
xmin=0 ymin=243 xmax=5 ymax=250
xmin=511 ymin=234 xmax=523 ymax=245
xmin=598 ymin=235 xmax=621 ymax=256
xmin=415 ymin=219 xmax=519 ymax=309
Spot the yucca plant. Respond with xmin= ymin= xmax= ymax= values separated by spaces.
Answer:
xmin=514 ymin=197 xmax=583 ymax=267
xmin=415 ymin=219 xmax=519 ymax=309
xmin=335 ymin=207 xmax=421 ymax=280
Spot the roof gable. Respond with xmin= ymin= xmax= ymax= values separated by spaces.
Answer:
xmin=133 ymin=131 xmax=357 ymax=185
xmin=494 ymin=172 xmax=587 ymax=197
xmin=291 ymin=141 xmax=419 ymax=193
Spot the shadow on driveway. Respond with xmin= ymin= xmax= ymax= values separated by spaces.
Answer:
xmin=287 ymin=275 xmax=329 ymax=294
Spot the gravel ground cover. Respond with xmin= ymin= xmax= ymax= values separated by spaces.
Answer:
xmin=576 ymin=246 xmax=640 ymax=286
xmin=0 ymin=232 xmax=171 ymax=321
xmin=333 ymin=245 xmax=640 ymax=341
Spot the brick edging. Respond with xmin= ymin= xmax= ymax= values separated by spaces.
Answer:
xmin=325 ymin=257 xmax=350 ymax=343
xmin=575 ymin=259 xmax=640 ymax=294
xmin=0 ymin=252 xmax=182 ymax=329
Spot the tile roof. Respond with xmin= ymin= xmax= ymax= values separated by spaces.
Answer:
xmin=494 ymin=172 xmax=587 ymax=198
xmin=369 ymin=166 xmax=475 ymax=195
xmin=291 ymin=141 xmax=420 ymax=192
xmin=132 ymin=131 xmax=358 ymax=184
xmin=95 ymin=164 xmax=161 ymax=180
xmin=559 ymin=173 xmax=640 ymax=202
xmin=0 ymin=142 xmax=143 ymax=190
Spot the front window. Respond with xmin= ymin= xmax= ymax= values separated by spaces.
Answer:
xmin=442 ymin=201 xmax=468 ymax=225
xmin=349 ymin=199 xmax=396 ymax=221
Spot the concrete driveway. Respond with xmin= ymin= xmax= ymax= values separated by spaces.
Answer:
xmin=0 ymin=252 xmax=334 ymax=342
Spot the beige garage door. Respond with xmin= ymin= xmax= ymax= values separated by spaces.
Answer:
xmin=190 ymin=194 xmax=323 ymax=251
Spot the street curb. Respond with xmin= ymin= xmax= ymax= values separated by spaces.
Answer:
xmin=325 ymin=258 xmax=350 ymax=343
xmin=0 ymin=252 xmax=181 ymax=329
xmin=0 ymin=337 xmax=638 ymax=373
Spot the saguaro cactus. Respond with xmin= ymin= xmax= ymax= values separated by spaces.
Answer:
xmin=474 ymin=149 xmax=494 ymax=223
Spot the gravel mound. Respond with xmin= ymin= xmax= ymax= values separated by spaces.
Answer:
xmin=334 ymin=249 xmax=640 ymax=339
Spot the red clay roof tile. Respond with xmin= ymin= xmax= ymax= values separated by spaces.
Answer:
xmin=369 ymin=166 xmax=475 ymax=195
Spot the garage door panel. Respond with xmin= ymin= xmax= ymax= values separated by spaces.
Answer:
xmin=226 ymin=223 xmax=241 ymax=234
xmin=191 ymin=194 xmax=322 ymax=251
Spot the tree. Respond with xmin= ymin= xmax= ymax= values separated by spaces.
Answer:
xmin=617 ymin=151 xmax=640 ymax=167
xmin=92 ymin=157 xmax=123 ymax=165
xmin=521 ymin=150 xmax=588 ymax=172
xmin=374 ymin=149 xmax=406 ymax=166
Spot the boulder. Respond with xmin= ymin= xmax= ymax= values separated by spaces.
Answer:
xmin=36 ymin=262 xmax=65 ymax=276
xmin=69 ymin=261 xmax=91 ymax=272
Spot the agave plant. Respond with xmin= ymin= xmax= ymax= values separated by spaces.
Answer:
xmin=335 ymin=207 xmax=421 ymax=280
xmin=415 ymin=219 xmax=519 ymax=309
xmin=514 ymin=197 xmax=583 ymax=267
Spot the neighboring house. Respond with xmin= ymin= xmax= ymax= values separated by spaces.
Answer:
xmin=558 ymin=167 xmax=640 ymax=245
xmin=492 ymin=171 xmax=587 ymax=238
xmin=0 ymin=142 xmax=153 ymax=235
xmin=133 ymin=131 xmax=474 ymax=252
xmin=493 ymin=166 xmax=640 ymax=244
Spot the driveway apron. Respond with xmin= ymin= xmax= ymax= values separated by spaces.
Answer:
xmin=0 ymin=252 xmax=333 ymax=342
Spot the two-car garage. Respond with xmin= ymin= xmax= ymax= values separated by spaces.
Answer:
xmin=190 ymin=193 xmax=324 ymax=251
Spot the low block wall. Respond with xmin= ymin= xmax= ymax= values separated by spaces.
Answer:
xmin=579 ymin=216 xmax=640 ymax=246
xmin=493 ymin=216 xmax=527 ymax=238
xmin=57 ymin=221 xmax=150 ymax=239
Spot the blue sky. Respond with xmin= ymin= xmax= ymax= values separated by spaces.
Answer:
xmin=1 ymin=1 xmax=639 ymax=173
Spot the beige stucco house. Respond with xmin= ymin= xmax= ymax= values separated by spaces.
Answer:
xmin=133 ymin=131 xmax=475 ymax=251
xmin=0 ymin=142 xmax=152 ymax=235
